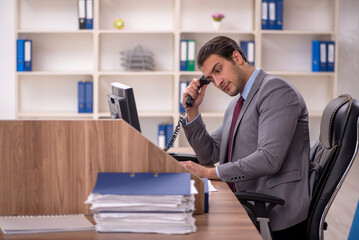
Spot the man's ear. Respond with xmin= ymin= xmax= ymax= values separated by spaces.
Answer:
xmin=232 ymin=51 xmax=243 ymax=64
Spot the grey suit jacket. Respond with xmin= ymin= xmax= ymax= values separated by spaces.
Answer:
xmin=183 ymin=69 xmax=312 ymax=231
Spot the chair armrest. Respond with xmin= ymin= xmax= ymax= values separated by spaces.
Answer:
xmin=234 ymin=191 xmax=285 ymax=205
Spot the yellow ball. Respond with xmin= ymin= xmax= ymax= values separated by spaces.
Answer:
xmin=114 ymin=19 xmax=125 ymax=29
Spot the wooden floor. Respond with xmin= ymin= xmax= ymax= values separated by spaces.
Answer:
xmin=325 ymin=155 xmax=359 ymax=239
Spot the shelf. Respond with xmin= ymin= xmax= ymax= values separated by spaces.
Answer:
xmin=17 ymin=71 xmax=94 ymax=76
xmin=14 ymin=0 xmax=338 ymax=147
xmin=99 ymin=30 xmax=174 ymax=35
xmin=261 ymin=30 xmax=336 ymax=35
xmin=17 ymin=30 xmax=93 ymax=34
xmin=267 ymin=71 xmax=335 ymax=77
xmin=99 ymin=71 xmax=174 ymax=76
xmin=16 ymin=112 xmax=94 ymax=119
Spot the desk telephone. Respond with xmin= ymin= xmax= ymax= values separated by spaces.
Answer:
xmin=165 ymin=76 xmax=210 ymax=163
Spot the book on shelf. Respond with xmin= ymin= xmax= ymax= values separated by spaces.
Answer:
xmin=312 ymin=40 xmax=335 ymax=72
xmin=262 ymin=0 xmax=283 ymax=30
xmin=157 ymin=123 xmax=174 ymax=148
xmin=0 ymin=215 xmax=94 ymax=235
xmin=77 ymin=0 xmax=86 ymax=29
xmin=16 ymin=39 xmax=32 ymax=72
xmin=77 ymin=81 xmax=93 ymax=113
xmin=327 ymin=41 xmax=335 ymax=72
xmin=85 ymin=0 xmax=93 ymax=29
xmin=180 ymin=40 xmax=188 ymax=71
xmin=85 ymin=172 xmax=197 ymax=234
xmin=240 ymin=41 xmax=255 ymax=66
xmin=261 ymin=0 xmax=268 ymax=29
xmin=179 ymin=39 xmax=196 ymax=71
xmin=187 ymin=40 xmax=196 ymax=71
xmin=179 ymin=81 xmax=189 ymax=113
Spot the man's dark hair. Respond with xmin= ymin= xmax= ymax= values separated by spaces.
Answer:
xmin=197 ymin=36 xmax=248 ymax=68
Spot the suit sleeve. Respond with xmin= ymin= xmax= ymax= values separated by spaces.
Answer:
xmin=217 ymin=78 xmax=304 ymax=182
xmin=182 ymin=114 xmax=222 ymax=165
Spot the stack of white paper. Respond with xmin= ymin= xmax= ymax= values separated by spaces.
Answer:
xmin=85 ymin=172 xmax=197 ymax=234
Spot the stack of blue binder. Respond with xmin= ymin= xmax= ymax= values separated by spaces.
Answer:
xmin=85 ymin=172 xmax=197 ymax=234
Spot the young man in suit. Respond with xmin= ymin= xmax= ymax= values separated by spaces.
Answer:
xmin=180 ymin=36 xmax=312 ymax=239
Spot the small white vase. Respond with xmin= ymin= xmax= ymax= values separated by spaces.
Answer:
xmin=212 ymin=21 xmax=222 ymax=30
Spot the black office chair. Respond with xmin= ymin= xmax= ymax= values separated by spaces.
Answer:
xmin=235 ymin=95 xmax=359 ymax=240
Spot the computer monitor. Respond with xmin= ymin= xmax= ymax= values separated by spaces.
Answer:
xmin=107 ymin=82 xmax=141 ymax=133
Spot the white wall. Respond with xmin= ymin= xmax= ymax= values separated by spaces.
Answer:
xmin=0 ymin=0 xmax=358 ymax=119
xmin=0 ymin=1 xmax=15 ymax=119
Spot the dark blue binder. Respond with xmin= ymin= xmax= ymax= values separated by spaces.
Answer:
xmin=179 ymin=81 xmax=188 ymax=113
xmin=348 ymin=200 xmax=359 ymax=240
xmin=261 ymin=0 xmax=269 ymax=30
xmin=85 ymin=81 xmax=93 ymax=113
xmin=312 ymin=40 xmax=320 ymax=72
xmin=275 ymin=0 xmax=283 ymax=30
xmin=24 ymin=40 xmax=32 ymax=71
xmin=240 ymin=41 xmax=255 ymax=66
xmin=201 ymin=178 xmax=209 ymax=213
xmin=268 ymin=0 xmax=276 ymax=29
xmin=85 ymin=0 xmax=93 ymax=29
xmin=326 ymin=41 xmax=335 ymax=72
xmin=180 ymin=40 xmax=187 ymax=71
xmin=78 ymin=81 xmax=86 ymax=113
xmin=92 ymin=172 xmax=191 ymax=196
xmin=16 ymin=39 xmax=25 ymax=72
xmin=319 ymin=41 xmax=327 ymax=71
xmin=165 ymin=123 xmax=173 ymax=147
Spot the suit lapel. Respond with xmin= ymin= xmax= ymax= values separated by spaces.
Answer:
xmin=223 ymin=70 xmax=267 ymax=163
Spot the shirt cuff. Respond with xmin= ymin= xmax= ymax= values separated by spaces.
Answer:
xmin=185 ymin=112 xmax=201 ymax=125
xmin=216 ymin=166 xmax=221 ymax=178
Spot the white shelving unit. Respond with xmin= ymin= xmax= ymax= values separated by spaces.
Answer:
xmin=15 ymin=0 xmax=338 ymax=146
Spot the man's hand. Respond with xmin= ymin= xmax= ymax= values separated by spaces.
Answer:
xmin=179 ymin=161 xmax=219 ymax=180
xmin=182 ymin=78 xmax=209 ymax=122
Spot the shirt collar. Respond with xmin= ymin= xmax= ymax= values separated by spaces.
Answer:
xmin=241 ymin=68 xmax=259 ymax=100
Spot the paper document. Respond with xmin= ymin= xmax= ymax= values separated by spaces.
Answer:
xmin=0 ymin=214 xmax=94 ymax=235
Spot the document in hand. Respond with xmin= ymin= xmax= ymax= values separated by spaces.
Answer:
xmin=85 ymin=172 xmax=197 ymax=234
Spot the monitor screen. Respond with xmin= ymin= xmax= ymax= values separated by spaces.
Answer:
xmin=107 ymin=82 xmax=141 ymax=133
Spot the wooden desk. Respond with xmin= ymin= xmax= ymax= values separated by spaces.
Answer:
xmin=0 ymin=181 xmax=261 ymax=240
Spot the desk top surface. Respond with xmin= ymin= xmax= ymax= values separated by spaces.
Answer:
xmin=0 ymin=181 xmax=261 ymax=240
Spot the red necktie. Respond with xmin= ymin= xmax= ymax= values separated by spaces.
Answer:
xmin=227 ymin=96 xmax=244 ymax=192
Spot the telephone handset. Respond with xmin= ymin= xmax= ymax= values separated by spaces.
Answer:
xmin=163 ymin=76 xmax=210 ymax=163
xmin=185 ymin=75 xmax=211 ymax=108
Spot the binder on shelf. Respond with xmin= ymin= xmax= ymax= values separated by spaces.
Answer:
xmin=261 ymin=0 xmax=269 ymax=30
xmin=77 ymin=81 xmax=86 ymax=113
xmin=16 ymin=39 xmax=25 ymax=72
xmin=157 ymin=124 xmax=166 ymax=148
xmin=179 ymin=81 xmax=189 ymax=113
xmin=187 ymin=40 xmax=196 ymax=71
xmin=85 ymin=81 xmax=93 ymax=113
xmin=275 ymin=0 xmax=283 ymax=30
xmin=240 ymin=41 xmax=255 ymax=66
xmin=312 ymin=40 xmax=321 ymax=72
xmin=77 ymin=0 xmax=86 ymax=29
xmin=319 ymin=41 xmax=327 ymax=72
xmin=180 ymin=40 xmax=188 ymax=71
xmin=165 ymin=123 xmax=174 ymax=147
xmin=85 ymin=0 xmax=93 ymax=29
xmin=17 ymin=39 xmax=32 ymax=72
xmin=327 ymin=41 xmax=335 ymax=72
xmin=268 ymin=0 xmax=276 ymax=29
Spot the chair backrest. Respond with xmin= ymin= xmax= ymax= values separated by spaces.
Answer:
xmin=307 ymin=95 xmax=359 ymax=240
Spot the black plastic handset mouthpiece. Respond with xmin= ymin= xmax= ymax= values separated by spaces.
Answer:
xmin=185 ymin=75 xmax=210 ymax=108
